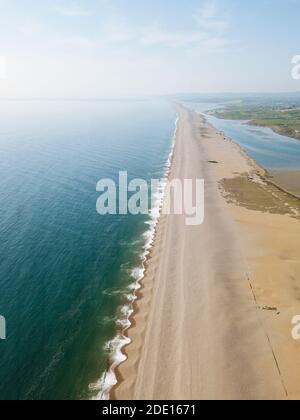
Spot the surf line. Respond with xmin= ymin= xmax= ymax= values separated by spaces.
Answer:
xmin=0 ymin=315 xmax=6 ymax=340
xmin=91 ymin=114 xmax=180 ymax=400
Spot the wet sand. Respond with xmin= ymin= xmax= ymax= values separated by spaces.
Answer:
xmin=270 ymin=170 xmax=300 ymax=198
xmin=112 ymin=105 xmax=300 ymax=400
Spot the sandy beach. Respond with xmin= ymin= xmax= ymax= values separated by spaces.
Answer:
xmin=112 ymin=105 xmax=300 ymax=400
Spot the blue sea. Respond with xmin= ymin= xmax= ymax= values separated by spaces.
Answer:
xmin=185 ymin=102 xmax=300 ymax=171
xmin=0 ymin=99 xmax=176 ymax=400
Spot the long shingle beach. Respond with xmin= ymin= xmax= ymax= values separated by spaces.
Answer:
xmin=113 ymin=105 xmax=300 ymax=400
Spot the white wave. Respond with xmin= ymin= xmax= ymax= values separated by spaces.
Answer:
xmin=91 ymin=113 xmax=179 ymax=401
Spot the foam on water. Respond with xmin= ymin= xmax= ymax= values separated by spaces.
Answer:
xmin=90 ymin=114 xmax=179 ymax=400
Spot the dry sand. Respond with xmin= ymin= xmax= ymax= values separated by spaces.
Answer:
xmin=112 ymin=105 xmax=300 ymax=400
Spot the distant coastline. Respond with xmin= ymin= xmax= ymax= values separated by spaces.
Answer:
xmin=207 ymin=104 xmax=300 ymax=141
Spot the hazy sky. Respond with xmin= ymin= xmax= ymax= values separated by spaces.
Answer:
xmin=0 ymin=0 xmax=300 ymax=98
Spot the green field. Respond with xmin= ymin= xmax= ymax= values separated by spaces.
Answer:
xmin=209 ymin=103 xmax=300 ymax=140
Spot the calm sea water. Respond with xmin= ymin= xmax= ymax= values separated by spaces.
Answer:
xmin=185 ymin=102 xmax=300 ymax=171
xmin=0 ymin=99 xmax=176 ymax=400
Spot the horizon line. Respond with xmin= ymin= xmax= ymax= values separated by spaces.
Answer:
xmin=0 ymin=91 xmax=300 ymax=102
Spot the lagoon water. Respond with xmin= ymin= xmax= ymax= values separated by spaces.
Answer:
xmin=0 ymin=99 xmax=176 ymax=400
xmin=186 ymin=102 xmax=300 ymax=171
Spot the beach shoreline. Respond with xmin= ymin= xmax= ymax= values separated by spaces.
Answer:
xmin=93 ymin=114 xmax=179 ymax=400
xmin=112 ymin=105 xmax=300 ymax=400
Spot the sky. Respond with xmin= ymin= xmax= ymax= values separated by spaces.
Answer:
xmin=0 ymin=0 xmax=300 ymax=98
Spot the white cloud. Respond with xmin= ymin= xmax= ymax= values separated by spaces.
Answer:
xmin=194 ymin=0 xmax=228 ymax=33
xmin=18 ymin=17 xmax=44 ymax=36
xmin=196 ymin=0 xmax=218 ymax=21
xmin=51 ymin=0 xmax=230 ymax=53
xmin=52 ymin=3 xmax=90 ymax=17
xmin=102 ymin=18 xmax=138 ymax=43
xmin=59 ymin=35 xmax=96 ymax=49
xmin=140 ymin=0 xmax=230 ymax=50
xmin=141 ymin=30 xmax=206 ymax=48
xmin=0 ymin=0 xmax=235 ymax=98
